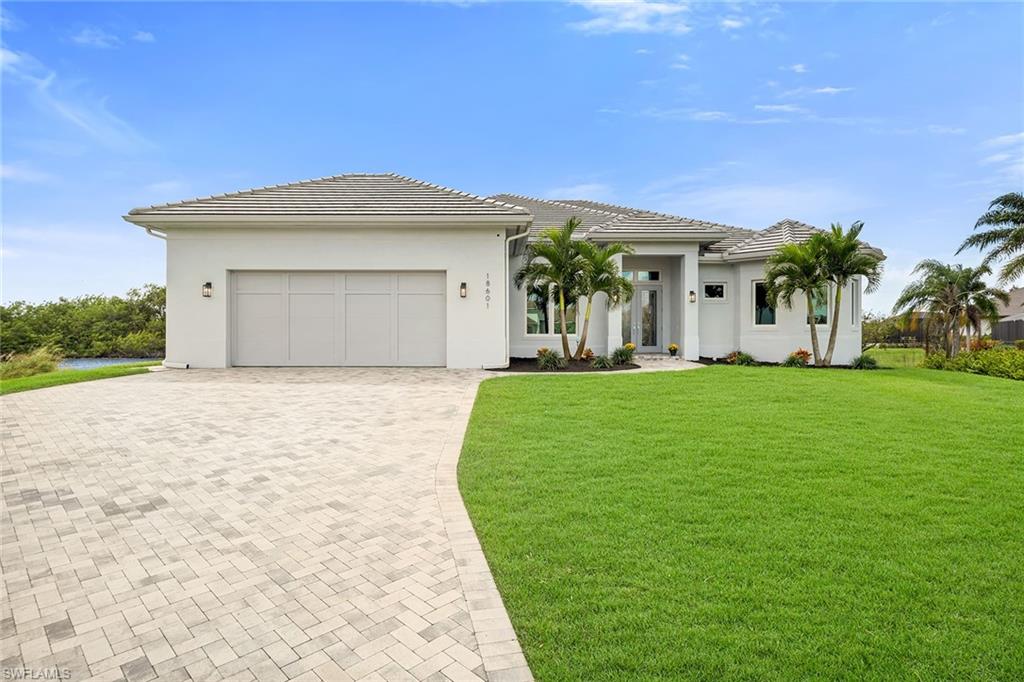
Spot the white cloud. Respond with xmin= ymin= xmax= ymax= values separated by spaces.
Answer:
xmin=981 ymin=153 xmax=1012 ymax=165
xmin=569 ymin=1 xmax=691 ymax=35
xmin=1 ymin=163 xmax=55 ymax=183
xmin=754 ymin=103 xmax=806 ymax=113
xmin=670 ymin=53 xmax=690 ymax=69
xmin=635 ymin=48 xmax=652 ymax=54
xmin=71 ymin=27 xmax=121 ymax=48
xmin=781 ymin=85 xmax=853 ymax=98
xmin=1 ymin=46 xmax=150 ymax=151
xmin=983 ymin=132 xmax=1024 ymax=148
xmin=544 ymin=182 xmax=613 ymax=201
xmin=1 ymin=6 xmax=24 ymax=31
xmin=925 ymin=124 xmax=966 ymax=135
xmin=690 ymin=110 xmax=731 ymax=121
xmin=132 ymin=31 xmax=156 ymax=43
xmin=719 ymin=16 xmax=748 ymax=31
xmin=781 ymin=63 xmax=807 ymax=73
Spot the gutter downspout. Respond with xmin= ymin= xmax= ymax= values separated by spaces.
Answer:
xmin=145 ymin=227 xmax=167 ymax=240
xmin=142 ymin=226 xmax=182 ymax=367
xmin=504 ymin=229 xmax=530 ymax=368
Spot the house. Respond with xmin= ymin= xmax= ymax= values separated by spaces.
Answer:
xmin=124 ymin=173 xmax=884 ymax=369
xmin=992 ymin=287 xmax=1024 ymax=343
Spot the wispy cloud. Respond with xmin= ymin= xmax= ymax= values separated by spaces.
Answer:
xmin=781 ymin=85 xmax=853 ymax=97
xmin=635 ymin=48 xmax=652 ymax=55
xmin=925 ymin=124 xmax=966 ymax=135
xmin=781 ymin=63 xmax=807 ymax=73
xmin=71 ymin=27 xmax=121 ymax=49
xmin=981 ymin=153 xmax=1012 ymax=165
xmin=568 ymin=0 xmax=691 ymax=35
xmin=983 ymin=131 xmax=1024 ymax=148
xmin=719 ymin=16 xmax=748 ymax=31
xmin=670 ymin=53 xmax=690 ymax=69
xmin=1 ymin=163 xmax=55 ymax=183
xmin=1 ymin=6 xmax=24 ymax=31
xmin=977 ymin=131 xmax=1024 ymax=187
xmin=544 ymin=182 xmax=613 ymax=201
xmin=754 ymin=103 xmax=806 ymax=113
xmin=132 ymin=31 xmax=156 ymax=43
xmin=1 ymin=46 xmax=150 ymax=151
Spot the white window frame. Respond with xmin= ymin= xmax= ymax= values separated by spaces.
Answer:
xmin=752 ymin=280 xmax=777 ymax=327
xmin=851 ymin=279 xmax=861 ymax=327
xmin=702 ymin=281 xmax=728 ymax=302
xmin=525 ymin=285 xmax=580 ymax=336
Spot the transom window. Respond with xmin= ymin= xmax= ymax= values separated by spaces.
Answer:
xmin=526 ymin=286 xmax=578 ymax=335
xmin=753 ymin=282 xmax=776 ymax=325
xmin=703 ymin=282 xmax=727 ymax=300
xmin=622 ymin=270 xmax=660 ymax=282
xmin=808 ymin=289 xmax=829 ymax=326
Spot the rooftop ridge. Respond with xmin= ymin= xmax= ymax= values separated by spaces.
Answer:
xmin=490 ymin=193 xmax=621 ymax=219
xmin=555 ymin=198 xmax=750 ymax=233
xmin=387 ymin=174 xmax=530 ymax=215
xmin=130 ymin=173 xmax=366 ymax=213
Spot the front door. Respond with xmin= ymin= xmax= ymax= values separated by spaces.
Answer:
xmin=622 ymin=284 xmax=662 ymax=352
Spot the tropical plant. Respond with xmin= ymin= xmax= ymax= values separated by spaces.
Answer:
xmin=726 ymin=351 xmax=756 ymax=366
xmin=850 ymin=353 xmax=879 ymax=370
xmin=572 ymin=240 xmax=635 ymax=360
xmin=957 ymin=192 xmax=1024 ymax=284
xmin=590 ymin=355 xmax=615 ymax=369
xmin=667 ymin=342 xmax=679 ymax=356
xmin=764 ymin=242 xmax=829 ymax=364
xmin=536 ymin=347 xmax=566 ymax=371
xmin=581 ymin=348 xmax=594 ymax=360
xmin=812 ymin=222 xmax=884 ymax=366
xmin=926 ymin=346 xmax=1024 ymax=381
xmin=0 ymin=347 xmax=63 ymax=379
xmin=892 ymin=261 xmax=1008 ymax=358
xmin=611 ymin=344 xmax=635 ymax=365
xmin=515 ymin=219 xmax=584 ymax=358
xmin=781 ymin=348 xmax=812 ymax=367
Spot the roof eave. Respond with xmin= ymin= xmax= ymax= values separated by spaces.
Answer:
xmin=588 ymin=230 xmax=733 ymax=242
xmin=123 ymin=213 xmax=533 ymax=228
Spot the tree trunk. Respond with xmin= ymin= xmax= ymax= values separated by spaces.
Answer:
xmin=805 ymin=291 xmax=822 ymax=365
xmin=557 ymin=287 xmax=571 ymax=359
xmin=822 ymin=286 xmax=843 ymax=366
xmin=574 ymin=296 xmax=593 ymax=360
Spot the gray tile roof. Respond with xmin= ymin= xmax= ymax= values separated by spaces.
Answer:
xmin=554 ymin=198 xmax=742 ymax=236
xmin=128 ymin=173 xmax=531 ymax=218
xmin=722 ymin=218 xmax=883 ymax=260
xmin=997 ymin=287 xmax=1024 ymax=318
xmin=488 ymin=194 xmax=617 ymax=238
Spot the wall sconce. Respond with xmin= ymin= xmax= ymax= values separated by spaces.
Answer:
xmin=688 ymin=290 xmax=697 ymax=303
xmin=202 ymin=282 xmax=213 ymax=298
xmin=460 ymin=282 xmax=468 ymax=298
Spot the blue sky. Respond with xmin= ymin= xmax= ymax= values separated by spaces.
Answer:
xmin=2 ymin=1 xmax=1022 ymax=311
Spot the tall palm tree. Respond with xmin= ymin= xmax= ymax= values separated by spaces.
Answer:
xmin=957 ymin=192 xmax=1024 ymax=284
xmin=514 ymin=218 xmax=583 ymax=358
xmin=892 ymin=260 xmax=1007 ymax=357
xmin=764 ymin=241 xmax=828 ymax=365
xmin=813 ymin=222 xmax=884 ymax=366
xmin=572 ymin=240 xmax=635 ymax=359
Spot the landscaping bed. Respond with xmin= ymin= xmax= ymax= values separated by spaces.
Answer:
xmin=496 ymin=357 xmax=640 ymax=373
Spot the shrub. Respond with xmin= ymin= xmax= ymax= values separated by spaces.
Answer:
xmin=581 ymin=348 xmax=595 ymax=361
xmin=115 ymin=330 xmax=165 ymax=358
xmin=923 ymin=352 xmax=948 ymax=370
xmin=781 ymin=348 xmax=811 ymax=367
xmin=968 ymin=337 xmax=1000 ymax=351
xmin=725 ymin=351 xmax=756 ymax=366
xmin=591 ymin=355 xmax=615 ymax=369
xmin=0 ymin=347 xmax=63 ymax=379
xmin=1016 ymin=340 xmax=1024 ymax=351
xmin=536 ymin=347 xmax=566 ymax=371
xmin=850 ymin=353 xmax=879 ymax=370
xmin=929 ymin=347 xmax=1024 ymax=381
xmin=611 ymin=345 xmax=636 ymax=365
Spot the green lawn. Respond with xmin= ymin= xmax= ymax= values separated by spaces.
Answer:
xmin=459 ymin=367 xmax=1024 ymax=680
xmin=864 ymin=346 xmax=925 ymax=368
xmin=0 ymin=362 xmax=160 ymax=395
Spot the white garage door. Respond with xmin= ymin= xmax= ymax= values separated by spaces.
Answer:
xmin=231 ymin=271 xmax=446 ymax=366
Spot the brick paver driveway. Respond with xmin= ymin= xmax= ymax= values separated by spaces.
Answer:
xmin=2 ymin=369 xmax=529 ymax=682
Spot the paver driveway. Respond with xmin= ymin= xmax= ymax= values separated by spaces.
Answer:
xmin=1 ymin=368 xmax=529 ymax=682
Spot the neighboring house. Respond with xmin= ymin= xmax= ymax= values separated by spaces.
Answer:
xmin=992 ymin=287 xmax=1024 ymax=343
xmin=124 ymin=173 xmax=884 ymax=369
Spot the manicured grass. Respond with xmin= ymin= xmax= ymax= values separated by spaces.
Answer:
xmin=460 ymin=367 xmax=1024 ymax=680
xmin=864 ymin=346 xmax=925 ymax=368
xmin=0 ymin=362 xmax=159 ymax=395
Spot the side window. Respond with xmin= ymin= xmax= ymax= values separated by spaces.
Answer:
xmin=754 ymin=282 xmax=776 ymax=325
xmin=703 ymin=283 xmax=726 ymax=300
xmin=808 ymin=289 xmax=829 ymax=325
xmin=526 ymin=286 xmax=550 ymax=334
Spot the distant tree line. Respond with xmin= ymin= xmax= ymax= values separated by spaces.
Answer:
xmin=1 ymin=284 xmax=165 ymax=358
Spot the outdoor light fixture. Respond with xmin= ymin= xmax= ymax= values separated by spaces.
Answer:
xmin=460 ymin=282 xmax=468 ymax=298
xmin=202 ymin=282 xmax=213 ymax=298
xmin=688 ymin=290 xmax=697 ymax=303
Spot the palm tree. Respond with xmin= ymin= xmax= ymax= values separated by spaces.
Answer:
xmin=957 ymin=192 xmax=1024 ymax=284
xmin=572 ymin=240 xmax=635 ymax=359
xmin=764 ymin=241 xmax=829 ymax=365
xmin=892 ymin=261 xmax=1007 ymax=357
xmin=514 ymin=218 xmax=583 ymax=358
xmin=813 ymin=222 xmax=884 ymax=366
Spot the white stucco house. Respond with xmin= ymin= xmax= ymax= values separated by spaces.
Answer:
xmin=124 ymin=173 xmax=884 ymax=369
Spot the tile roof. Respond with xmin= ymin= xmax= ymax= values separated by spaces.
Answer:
xmin=722 ymin=218 xmax=883 ymax=260
xmin=128 ymin=173 xmax=531 ymax=218
xmin=554 ymin=198 xmax=742 ymax=235
xmin=997 ymin=287 xmax=1024 ymax=318
xmin=488 ymin=194 xmax=618 ymax=238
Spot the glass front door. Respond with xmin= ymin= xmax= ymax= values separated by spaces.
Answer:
xmin=622 ymin=285 xmax=662 ymax=351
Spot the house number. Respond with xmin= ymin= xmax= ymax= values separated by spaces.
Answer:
xmin=485 ymin=273 xmax=491 ymax=308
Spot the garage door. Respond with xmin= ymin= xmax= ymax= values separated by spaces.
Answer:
xmin=231 ymin=271 xmax=446 ymax=366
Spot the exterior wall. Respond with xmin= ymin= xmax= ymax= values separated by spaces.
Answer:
xmin=698 ymin=263 xmax=738 ymax=359
xmin=164 ymin=226 xmax=508 ymax=369
xmin=734 ymin=260 xmax=863 ymax=364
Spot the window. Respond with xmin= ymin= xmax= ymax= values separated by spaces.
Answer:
xmin=637 ymin=270 xmax=660 ymax=282
xmin=808 ymin=289 xmax=828 ymax=326
xmin=703 ymin=283 xmax=727 ymax=300
xmin=851 ymin=280 xmax=861 ymax=325
xmin=526 ymin=285 xmax=578 ymax=334
xmin=753 ymin=282 xmax=776 ymax=325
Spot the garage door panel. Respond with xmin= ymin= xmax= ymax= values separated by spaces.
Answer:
xmin=233 ymin=271 xmax=445 ymax=367
xmin=345 ymin=293 xmax=392 ymax=365
xmin=397 ymin=294 xmax=445 ymax=365
xmin=235 ymin=294 xmax=284 ymax=365
xmin=289 ymin=293 xmax=335 ymax=364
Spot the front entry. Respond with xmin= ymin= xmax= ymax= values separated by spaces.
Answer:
xmin=622 ymin=284 xmax=663 ymax=352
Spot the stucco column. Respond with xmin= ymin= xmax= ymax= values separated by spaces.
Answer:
xmin=682 ymin=250 xmax=700 ymax=360
xmin=607 ymin=253 xmax=623 ymax=352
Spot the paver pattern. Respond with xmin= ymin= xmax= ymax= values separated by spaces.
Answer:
xmin=1 ymin=368 xmax=526 ymax=681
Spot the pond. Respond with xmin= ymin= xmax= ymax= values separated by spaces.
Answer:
xmin=59 ymin=358 xmax=157 ymax=370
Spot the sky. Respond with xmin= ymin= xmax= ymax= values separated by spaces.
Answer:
xmin=2 ymin=1 xmax=1022 ymax=312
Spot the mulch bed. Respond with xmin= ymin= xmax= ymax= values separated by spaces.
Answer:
xmin=494 ymin=358 xmax=641 ymax=373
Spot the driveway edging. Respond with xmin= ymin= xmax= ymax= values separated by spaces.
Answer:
xmin=434 ymin=377 xmax=534 ymax=682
